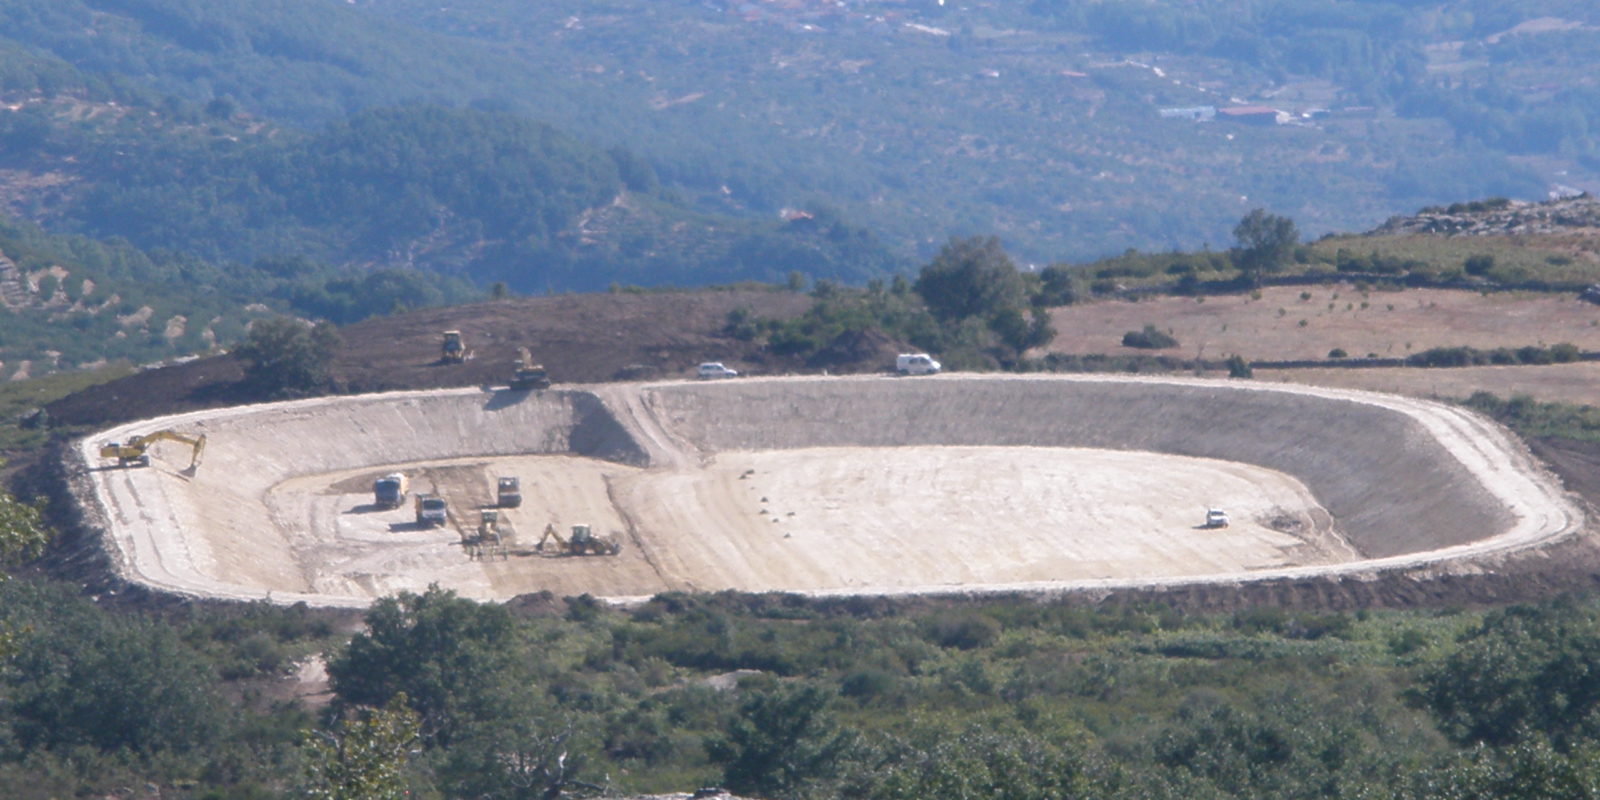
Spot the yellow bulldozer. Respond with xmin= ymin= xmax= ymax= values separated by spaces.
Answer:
xmin=532 ymin=523 xmax=621 ymax=556
xmin=440 ymin=330 xmax=473 ymax=364
xmin=463 ymin=510 xmax=508 ymax=561
xmin=99 ymin=430 xmax=206 ymax=471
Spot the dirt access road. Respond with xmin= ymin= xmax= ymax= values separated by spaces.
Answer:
xmin=1258 ymin=361 xmax=1600 ymax=406
xmin=70 ymin=375 xmax=1582 ymax=607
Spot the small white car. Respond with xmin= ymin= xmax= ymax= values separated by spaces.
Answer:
xmin=1205 ymin=509 xmax=1230 ymax=529
xmin=896 ymin=353 xmax=941 ymax=375
xmin=697 ymin=362 xmax=739 ymax=380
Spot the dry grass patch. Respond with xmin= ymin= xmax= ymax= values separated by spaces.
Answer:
xmin=1257 ymin=362 xmax=1600 ymax=406
xmin=1044 ymin=286 xmax=1600 ymax=362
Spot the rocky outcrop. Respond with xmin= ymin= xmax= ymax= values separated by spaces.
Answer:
xmin=1371 ymin=194 xmax=1600 ymax=237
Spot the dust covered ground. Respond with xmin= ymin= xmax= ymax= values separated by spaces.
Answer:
xmin=265 ymin=447 xmax=1346 ymax=602
xmin=44 ymin=289 xmax=822 ymax=429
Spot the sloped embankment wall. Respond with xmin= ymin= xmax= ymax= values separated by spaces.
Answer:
xmin=644 ymin=377 xmax=1513 ymax=559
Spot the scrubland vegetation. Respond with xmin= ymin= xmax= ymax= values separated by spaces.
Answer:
xmin=7 ymin=4 xmax=1600 ymax=796
xmin=6 ymin=577 xmax=1600 ymax=798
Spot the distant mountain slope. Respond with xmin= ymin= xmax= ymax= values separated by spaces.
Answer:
xmin=5 ymin=0 xmax=1591 ymax=266
xmin=0 ymin=212 xmax=483 ymax=377
xmin=0 ymin=88 xmax=905 ymax=292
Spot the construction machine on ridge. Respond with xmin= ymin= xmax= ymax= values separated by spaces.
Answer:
xmin=99 ymin=430 xmax=206 ymax=471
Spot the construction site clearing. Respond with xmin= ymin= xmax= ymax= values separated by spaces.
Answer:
xmin=68 ymin=374 xmax=1583 ymax=608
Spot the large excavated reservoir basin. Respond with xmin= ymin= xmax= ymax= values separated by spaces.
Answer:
xmin=71 ymin=375 xmax=1582 ymax=607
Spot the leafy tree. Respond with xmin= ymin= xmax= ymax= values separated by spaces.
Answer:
xmin=1421 ymin=598 xmax=1600 ymax=749
xmin=0 ymin=491 xmax=50 ymax=659
xmin=1423 ymin=738 xmax=1600 ymax=800
xmin=5 ymin=602 xmax=224 ymax=754
xmin=863 ymin=725 xmax=1094 ymax=800
xmin=1037 ymin=264 xmax=1088 ymax=307
xmin=437 ymin=710 xmax=607 ymax=800
xmin=706 ymin=682 xmax=857 ymax=799
xmin=1122 ymin=324 xmax=1179 ymax=349
xmin=1232 ymin=209 xmax=1299 ymax=284
xmin=909 ymin=235 xmax=1054 ymax=361
xmin=233 ymin=316 xmax=341 ymax=398
xmin=914 ymin=236 xmax=1026 ymax=323
xmin=302 ymin=695 xmax=423 ymax=800
xmin=989 ymin=306 xmax=1056 ymax=355
xmin=327 ymin=586 xmax=516 ymax=745
xmin=0 ymin=490 xmax=49 ymax=565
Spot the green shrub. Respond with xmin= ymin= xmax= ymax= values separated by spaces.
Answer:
xmin=929 ymin=615 xmax=1002 ymax=650
xmin=840 ymin=668 xmax=898 ymax=701
xmin=1407 ymin=346 xmax=1475 ymax=367
xmin=1121 ymin=324 xmax=1178 ymax=349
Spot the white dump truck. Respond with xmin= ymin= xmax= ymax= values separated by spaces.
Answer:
xmin=497 ymin=476 xmax=522 ymax=508
xmin=896 ymin=353 xmax=941 ymax=375
xmin=373 ymin=473 xmax=408 ymax=509
xmin=415 ymin=494 xmax=448 ymax=528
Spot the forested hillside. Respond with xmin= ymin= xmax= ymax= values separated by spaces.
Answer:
xmin=0 ymin=214 xmax=483 ymax=377
xmin=0 ymin=80 xmax=903 ymax=294
xmin=2 ymin=0 xmax=1595 ymax=269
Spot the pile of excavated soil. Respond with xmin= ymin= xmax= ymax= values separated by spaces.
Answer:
xmin=45 ymin=290 xmax=823 ymax=428
xmin=69 ymin=374 xmax=1581 ymax=608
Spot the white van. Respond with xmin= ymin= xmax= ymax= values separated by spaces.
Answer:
xmin=697 ymin=362 xmax=739 ymax=379
xmin=895 ymin=353 xmax=941 ymax=375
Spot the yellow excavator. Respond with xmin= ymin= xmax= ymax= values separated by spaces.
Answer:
xmin=99 ymin=430 xmax=206 ymax=471
xmin=532 ymin=523 xmax=621 ymax=556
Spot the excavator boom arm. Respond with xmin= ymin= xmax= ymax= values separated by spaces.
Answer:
xmin=101 ymin=430 xmax=206 ymax=469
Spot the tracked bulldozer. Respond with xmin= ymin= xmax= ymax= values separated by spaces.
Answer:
xmin=99 ymin=430 xmax=206 ymax=471
xmin=510 ymin=347 xmax=550 ymax=390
